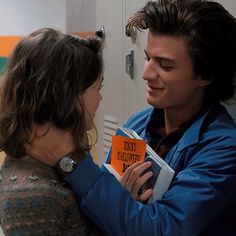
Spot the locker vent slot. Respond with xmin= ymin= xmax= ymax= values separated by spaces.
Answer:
xmin=104 ymin=115 xmax=118 ymax=155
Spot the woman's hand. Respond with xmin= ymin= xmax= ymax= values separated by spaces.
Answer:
xmin=120 ymin=161 xmax=153 ymax=202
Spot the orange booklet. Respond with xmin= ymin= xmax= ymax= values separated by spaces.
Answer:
xmin=110 ymin=135 xmax=147 ymax=176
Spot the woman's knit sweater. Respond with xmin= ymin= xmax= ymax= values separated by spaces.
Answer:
xmin=0 ymin=156 xmax=102 ymax=236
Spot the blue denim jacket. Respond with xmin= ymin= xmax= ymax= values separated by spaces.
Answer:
xmin=65 ymin=104 xmax=236 ymax=236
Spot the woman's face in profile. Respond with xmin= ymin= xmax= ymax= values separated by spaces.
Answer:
xmin=81 ymin=75 xmax=103 ymax=130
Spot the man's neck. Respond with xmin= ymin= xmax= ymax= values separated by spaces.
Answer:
xmin=164 ymin=103 xmax=204 ymax=134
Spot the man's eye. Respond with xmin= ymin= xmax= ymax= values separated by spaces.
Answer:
xmin=160 ymin=64 xmax=173 ymax=71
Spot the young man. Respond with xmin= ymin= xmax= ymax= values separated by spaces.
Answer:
xmin=26 ymin=0 xmax=236 ymax=235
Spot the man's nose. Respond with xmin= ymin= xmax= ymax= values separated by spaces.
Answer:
xmin=142 ymin=60 xmax=158 ymax=81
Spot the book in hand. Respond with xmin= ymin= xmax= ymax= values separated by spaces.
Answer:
xmin=103 ymin=127 xmax=175 ymax=203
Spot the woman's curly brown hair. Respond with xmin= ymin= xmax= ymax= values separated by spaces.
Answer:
xmin=0 ymin=28 xmax=103 ymax=158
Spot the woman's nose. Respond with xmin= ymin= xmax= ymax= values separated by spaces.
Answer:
xmin=99 ymin=92 xmax=103 ymax=101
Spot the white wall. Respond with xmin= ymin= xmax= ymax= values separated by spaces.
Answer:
xmin=0 ymin=0 xmax=66 ymax=35
xmin=66 ymin=0 xmax=96 ymax=32
xmin=217 ymin=0 xmax=236 ymax=15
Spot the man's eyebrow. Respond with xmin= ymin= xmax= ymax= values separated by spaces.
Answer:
xmin=144 ymin=49 xmax=176 ymax=63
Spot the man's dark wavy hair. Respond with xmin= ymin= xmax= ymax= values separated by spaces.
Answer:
xmin=126 ymin=0 xmax=236 ymax=104
xmin=0 ymin=28 xmax=103 ymax=158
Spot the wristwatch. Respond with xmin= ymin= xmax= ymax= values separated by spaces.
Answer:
xmin=56 ymin=154 xmax=78 ymax=176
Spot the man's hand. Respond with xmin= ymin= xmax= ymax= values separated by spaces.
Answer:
xmin=120 ymin=161 xmax=153 ymax=202
xmin=25 ymin=123 xmax=76 ymax=166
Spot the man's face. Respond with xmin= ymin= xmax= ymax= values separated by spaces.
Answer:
xmin=143 ymin=31 xmax=209 ymax=112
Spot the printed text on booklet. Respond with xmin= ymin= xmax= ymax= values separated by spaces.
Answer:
xmin=111 ymin=136 xmax=146 ymax=176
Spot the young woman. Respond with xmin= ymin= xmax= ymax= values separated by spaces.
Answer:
xmin=0 ymin=28 xmax=104 ymax=235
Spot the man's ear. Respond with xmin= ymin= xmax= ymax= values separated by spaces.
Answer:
xmin=197 ymin=76 xmax=212 ymax=87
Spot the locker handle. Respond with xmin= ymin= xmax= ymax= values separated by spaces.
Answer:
xmin=126 ymin=50 xmax=134 ymax=80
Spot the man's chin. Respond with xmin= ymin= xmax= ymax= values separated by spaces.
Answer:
xmin=146 ymin=98 xmax=163 ymax=109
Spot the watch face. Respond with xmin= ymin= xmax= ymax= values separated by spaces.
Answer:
xmin=59 ymin=156 xmax=75 ymax=173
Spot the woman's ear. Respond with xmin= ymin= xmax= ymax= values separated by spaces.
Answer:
xmin=34 ymin=123 xmax=50 ymax=137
